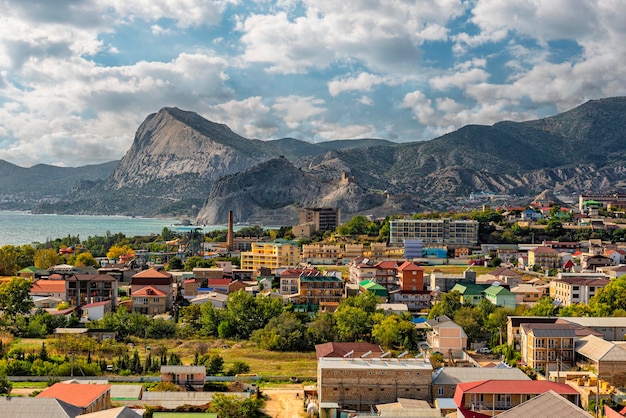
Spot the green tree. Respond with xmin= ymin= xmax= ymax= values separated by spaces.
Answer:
xmin=33 ymin=248 xmax=60 ymax=269
xmin=0 ymin=375 xmax=13 ymax=395
xmin=168 ymin=256 xmax=184 ymax=271
xmin=337 ymin=215 xmax=370 ymax=235
xmin=0 ymin=245 xmax=20 ymax=275
xmin=372 ymin=313 xmax=417 ymax=350
xmin=251 ymin=312 xmax=309 ymax=351
xmin=546 ymin=219 xmax=564 ymax=237
xmin=589 ymin=275 xmax=626 ymax=316
xmin=0 ymin=277 xmax=34 ymax=326
xmin=428 ymin=291 xmax=462 ymax=319
xmin=306 ymin=311 xmax=336 ymax=344
xmin=73 ymin=252 xmax=100 ymax=268
xmin=208 ymin=393 xmax=265 ymax=418
xmin=526 ymin=296 xmax=558 ymax=316
xmin=334 ymin=306 xmax=372 ymax=341
xmin=453 ymin=306 xmax=483 ymax=343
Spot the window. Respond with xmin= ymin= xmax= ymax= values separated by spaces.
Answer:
xmin=438 ymin=387 xmax=444 ymax=396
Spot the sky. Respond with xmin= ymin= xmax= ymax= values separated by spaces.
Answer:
xmin=1 ymin=0 xmax=625 ymax=167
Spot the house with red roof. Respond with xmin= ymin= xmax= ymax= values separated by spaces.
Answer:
xmin=453 ymin=379 xmax=580 ymax=416
xmin=30 ymin=279 xmax=67 ymax=300
xmin=81 ymin=300 xmax=112 ymax=321
xmin=131 ymin=285 xmax=168 ymax=315
xmin=374 ymin=260 xmax=399 ymax=290
xmin=36 ymin=382 xmax=111 ymax=414
xmin=130 ymin=268 xmax=173 ymax=313
xmin=397 ymin=261 xmax=424 ymax=291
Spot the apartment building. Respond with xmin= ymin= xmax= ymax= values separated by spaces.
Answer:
xmin=549 ymin=273 xmax=609 ymax=306
xmin=389 ymin=218 xmax=479 ymax=246
xmin=290 ymin=273 xmax=344 ymax=310
xmin=240 ymin=241 xmax=299 ymax=273
xmin=520 ymin=323 xmax=576 ymax=373
xmin=65 ymin=274 xmax=117 ymax=308
xmin=299 ymin=207 xmax=341 ymax=233
xmin=528 ymin=246 xmax=559 ymax=270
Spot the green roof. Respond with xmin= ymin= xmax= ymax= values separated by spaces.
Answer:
xmin=450 ymin=283 xmax=489 ymax=295
xmin=484 ymin=285 xmax=514 ymax=296
xmin=359 ymin=280 xmax=388 ymax=296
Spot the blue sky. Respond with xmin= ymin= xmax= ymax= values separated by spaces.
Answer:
xmin=0 ymin=0 xmax=624 ymax=167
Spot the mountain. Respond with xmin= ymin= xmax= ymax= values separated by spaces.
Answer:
xmin=17 ymin=96 xmax=626 ymax=222
xmin=0 ymin=160 xmax=117 ymax=210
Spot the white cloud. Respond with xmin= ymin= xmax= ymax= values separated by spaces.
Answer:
xmin=430 ymin=67 xmax=490 ymax=90
xmin=328 ymin=73 xmax=385 ymax=97
xmin=271 ymin=95 xmax=327 ymax=129
xmin=401 ymin=91 xmax=435 ymax=125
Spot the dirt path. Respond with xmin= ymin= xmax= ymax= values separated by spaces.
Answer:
xmin=262 ymin=387 xmax=308 ymax=418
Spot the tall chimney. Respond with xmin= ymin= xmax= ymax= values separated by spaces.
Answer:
xmin=227 ymin=210 xmax=234 ymax=251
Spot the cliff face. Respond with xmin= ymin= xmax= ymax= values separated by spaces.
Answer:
xmin=23 ymin=96 xmax=626 ymax=221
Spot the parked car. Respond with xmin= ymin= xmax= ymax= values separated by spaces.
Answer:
xmin=476 ymin=347 xmax=492 ymax=354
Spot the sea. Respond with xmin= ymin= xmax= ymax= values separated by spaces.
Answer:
xmin=0 ymin=211 xmax=224 ymax=246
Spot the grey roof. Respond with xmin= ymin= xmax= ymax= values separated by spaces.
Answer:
xmin=576 ymin=335 xmax=626 ymax=362
xmin=160 ymin=365 xmax=206 ymax=374
xmin=520 ymin=323 xmax=576 ymax=337
xmin=432 ymin=366 xmax=530 ymax=385
xmin=561 ymin=316 xmax=626 ymax=328
xmin=0 ymin=397 xmax=83 ymax=418
xmin=110 ymin=384 xmax=143 ymax=400
xmin=139 ymin=391 xmax=249 ymax=409
xmin=79 ymin=406 xmax=142 ymax=418
xmin=498 ymin=390 xmax=593 ymax=418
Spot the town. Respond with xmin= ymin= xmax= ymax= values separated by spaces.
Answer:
xmin=3 ymin=192 xmax=626 ymax=417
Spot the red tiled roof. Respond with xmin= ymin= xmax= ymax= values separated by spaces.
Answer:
xmin=374 ymin=261 xmax=398 ymax=269
xmin=31 ymin=280 xmax=66 ymax=293
xmin=81 ymin=301 xmax=110 ymax=308
xmin=453 ymin=380 xmax=579 ymax=407
xmin=183 ymin=278 xmax=197 ymax=284
xmin=315 ymin=342 xmax=383 ymax=359
xmin=132 ymin=268 xmax=172 ymax=279
xmin=131 ymin=268 xmax=172 ymax=285
xmin=397 ymin=261 xmax=423 ymax=271
xmin=207 ymin=278 xmax=232 ymax=286
xmin=37 ymin=382 xmax=111 ymax=408
xmin=133 ymin=285 xmax=167 ymax=297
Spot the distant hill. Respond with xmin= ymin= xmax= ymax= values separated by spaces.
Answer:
xmin=9 ymin=96 xmax=626 ymax=222
xmin=0 ymin=160 xmax=117 ymax=210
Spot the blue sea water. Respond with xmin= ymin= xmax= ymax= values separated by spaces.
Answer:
xmin=0 ymin=211 xmax=220 ymax=246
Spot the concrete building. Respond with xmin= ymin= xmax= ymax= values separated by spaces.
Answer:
xmin=426 ymin=316 xmax=468 ymax=357
xmin=129 ymin=268 xmax=173 ymax=313
xmin=240 ymin=241 xmax=299 ymax=273
xmin=528 ymin=246 xmax=559 ymax=270
xmin=317 ymin=357 xmax=432 ymax=414
xmin=575 ymin=335 xmax=626 ymax=387
xmin=432 ymin=367 xmax=530 ymax=400
xmin=549 ymin=273 xmax=609 ymax=306
xmin=299 ymin=207 xmax=341 ymax=233
xmin=161 ymin=365 xmax=206 ymax=391
xmin=65 ymin=274 xmax=117 ymax=308
xmin=389 ymin=218 xmax=479 ymax=246
xmin=520 ymin=323 xmax=575 ymax=373
xmin=429 ymin=269 xmax=476 ymax=293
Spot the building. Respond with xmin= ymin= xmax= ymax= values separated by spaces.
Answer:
xmin=575 ymin=335 xmax=626 ymax=387
xmin=426 ymin=316 xmax=468 ymax=357
xmin=450 ymin=283 xmax=490 ymax=305
xmin=453 ymin=380 xmax=580 ymax=417
xmin=240 ymin=241 xmax=299 ymax=273
xmin=432 ymin=367 xmax=530 ymax=400
xmin=374 ymin=260 xmax=399 ymax=290
xmin=492 ymin=389 xmax=592 ymax=418
xmin=65 ymin=274 xmax=117 ymax=308
xmin=430 ymin=269 xmax=476 ymax=293
xmin=290 ymin=272 xmax=344 ymax=312
xmin=520 ymin=323 xmax=575 ymax=373
xmin=0 ymin=397 xmax=83 ymax=418
xmin=560 ymin=317 xmax=626 ymax=341
xmin=299 ymin=207 xmax=341 ymax=233
xmin=507 ymin=316 xmax=559 ymax=350
xmin=161 ymin=365 xmax=206 ymax=391
xmin=30 ymin=279 xmax=67 ymax=300
xmin=129 ymin=268 xmax=174 ymax=313
xmin=315 ymin=342 xmax=383 ymax=359
xmin=511 ymin=283 xmax=547 ymax=304
xmin=397 ymin=261 xmax=424 ymax=291
xmin=36 ymin=382 xmax=111 ymax=414
xmin=317 ymin=357 xmax=432 ymax=413
xmin=549 ymin=273 xmax=609 ymax=306
xmin=483 ymin=285 xmax=517 ymax=309
xmin=528 ymin=246 xmax=559 ymax=270
xmin=476 ymin=267 xmax=523 ymax=288
xmin=389 ymin=218 xmax=479 ymax=246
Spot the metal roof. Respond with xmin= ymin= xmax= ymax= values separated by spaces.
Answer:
xmin=497 ymin=390 xmax=592 ymax=418
xmin=432 ymin=367 xmax=530 ymax=385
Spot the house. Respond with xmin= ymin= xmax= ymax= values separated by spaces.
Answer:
xmin=315 ymin=342 xmax=383 ymax=359
xmin=374 ymin=260 xmax=399 ymax=290
xmin=36 ymin=382 xmax=111 ymax=414
xmin=528 ymin=246 xmax=559 ymax=270
xmin=349 ymin=261 xmax=377 ymax=284
xmin=549 ymin=273 xmax=609 ymax=306
xmin=30 ymin=279 xmax=67 ymax=300
xmin=510 ymin=283 xmax=547 ymax=304
xmin=453 ymin=380 xmax=580 ymax=417
xmin=575 ymin=335 xmax=626 ymax=387
xmin=397 ymin=261 xmax=425 ymax=291
xmin=190 ymin=291 xmax=228 ymax=308
xmin=497 ymin=389 xmax=592 ymax=418
xmin=507 ymin=317 xmax=559 ymax=350
xmin=131 ymin=285 xmax=168 ymax=315
xmin=450 ymin=283 xmax=490 ymax=305
xmin=317 ymin=357 xmax=432 ymax=414
xmin=426 ymin=316 xmax=468 ymax=357
xmin=33 ymin=296 xmax=64 ymax=309
xmin=289 ymin=272 xmax=344 ymax=313
xmin=65 ymin=274 xmax=117 ymax=308
xmin=476 ymin=267 xmax=523 ymax=288
xmin=81 ymin=300 xmax=112 ymax=321
xmin=429 ymin=269 xmax=476 ymax=292
xmin=520 ymin=323 xmax=575 ymax=373
xmin=206 ymin=278 xmax=232 ymax=293
xmin=559 ymin=317 xmax=626 ymax=341
xmin=240 ymin=241 xmax=300 ymax=273
xmin=582 ymin=254 xmax=614 ymax=271
xmin=0 ymin=397 xmax=83 ymax=418
xmin=161 ymin=365 xmax=206 ymax=391
xmin=279 ymin=268 xmax=303 ymax=295
xmin=432 ymin=367 xmax=530 ymax=400
xmin=130 ymin=268 xmax=173 ymax=313
xmin=483 ymin=285 xmax=517 ymax=309
xmin=388 ymin=288 xmax=431 ymax=312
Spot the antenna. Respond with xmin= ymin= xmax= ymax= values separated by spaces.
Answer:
xmin=381 ymin=351 xmax=391 ymax=358
xmin=361 ymin=350 xmax=372 ymax=358
xmin=398 ymin=351 xmax=408 ymax=358
xmin=343 ymin=350 xmax=355 ymax=358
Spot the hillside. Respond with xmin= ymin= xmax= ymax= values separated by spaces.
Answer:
xmin=10 ymin=96 xmax=626 ymax=221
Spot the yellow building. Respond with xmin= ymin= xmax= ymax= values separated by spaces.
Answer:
xmin=240 ymin=241 xmax=299 ymax=273
xmin=528 ymin=246 xmax=559 ymax=269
